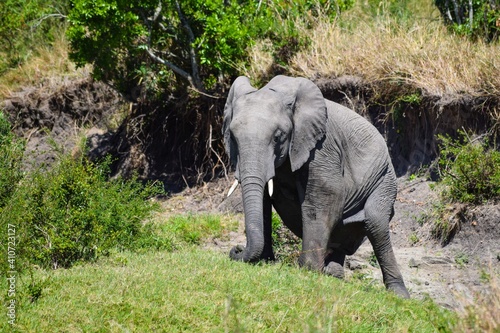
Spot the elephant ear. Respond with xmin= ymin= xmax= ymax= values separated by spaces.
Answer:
xmin=223 ymin=76 xmax=257 ymax=172
xmin=263 ymin=76 xmax=327 ymax=172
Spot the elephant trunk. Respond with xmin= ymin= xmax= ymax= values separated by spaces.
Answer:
xmin=229 ymin=134 xmax=276 ymax=262
xmin=230 ymin=175 xmax=266 ymax=262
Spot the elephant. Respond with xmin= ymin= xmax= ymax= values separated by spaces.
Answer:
xmin=222 ymin=75 xmax=410 ymax=298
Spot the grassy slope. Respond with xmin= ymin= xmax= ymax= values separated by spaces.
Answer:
xmin=6 ymin=248 xmax=456 ymax=332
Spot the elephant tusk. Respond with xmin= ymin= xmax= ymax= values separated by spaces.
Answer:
xmin=268 ymin=179 xmax=274 ymax=197
xmin=227 ymin=179 xmax=239 ymax=197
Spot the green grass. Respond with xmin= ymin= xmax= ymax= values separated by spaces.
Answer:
xmin=4 ymin=248 xmax=457 ymax=333
xmin=163 ymin=213 xmax=238 ymax=245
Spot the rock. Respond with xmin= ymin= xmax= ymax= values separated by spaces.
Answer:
xmin=422 ymin=256 xmax=454 ymax=265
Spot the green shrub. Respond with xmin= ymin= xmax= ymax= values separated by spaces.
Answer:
xmin=0 ymin=150 xmax=164 ymax=272
xmin=270 ymin=212 xmax=301 ymax=262
xmin=0 ymin=112 xmax=24 ymax=208
xmin=425 ymin=132 xmax=499 ymax=243
xmin=455 ymin=252 xmax=469 ymax=267
xmin=437 ymin=131 xmax=500 ymax=204
xmin=271 ymin=212 xmax=282 ymax=246
xmin=434 ymin=0 xmax=500 ymax=42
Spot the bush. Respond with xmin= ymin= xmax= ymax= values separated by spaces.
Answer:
xmin=0 ymin=147 xmax=164 ymax=272
xmin=437 ymin=131 xmax=500 ymax=204
xmin=0 ymin=112 xmax=24 ymax=208
xmin=434 ymin=0 xmax=500 ymax=42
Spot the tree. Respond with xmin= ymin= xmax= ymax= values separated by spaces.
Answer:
xmin=67 ymin=0 xmax=260 ymax=95
xmin=67 ymin=0 xmax=354 ymax=96
xmin=434 ymin=0 xmax=500 ymax=41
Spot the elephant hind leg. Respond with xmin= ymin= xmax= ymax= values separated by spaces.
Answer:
xmin=364 ymin=170 xmax=410 ymax=298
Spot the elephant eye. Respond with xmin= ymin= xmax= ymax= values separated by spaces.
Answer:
xmin=274 ymin=130 xmax=283 ymax=143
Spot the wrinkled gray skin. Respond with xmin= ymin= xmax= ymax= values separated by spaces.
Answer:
xmin=223 ymin=75 xmax=409 ymax=298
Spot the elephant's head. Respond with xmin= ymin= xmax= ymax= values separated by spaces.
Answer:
xmin=223 ymin=75 xmax=327 ymax=262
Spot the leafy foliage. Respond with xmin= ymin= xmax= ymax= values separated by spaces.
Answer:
xmin=66 ymin=0 xmax=354 ymax=95
xmin=434 ymin=0 xmax=500 ymax=41
xmin=0 ymin=112 xmax=24 ymax=208
xmin=270 ymin=212 xmax=301 ymax=262
xmin=437 ymin=131 xmax=500 ymax=204
xmin=0 ymin=144 xmax=164 ymax=272
xmin=0 ymin=0 xmax=68 ymax=73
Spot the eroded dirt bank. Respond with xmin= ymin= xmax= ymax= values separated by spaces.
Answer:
xmin=1 ymin=77 xmax=122 ymax=169
xmin=2 ymin=75 xmax=499 ymax=180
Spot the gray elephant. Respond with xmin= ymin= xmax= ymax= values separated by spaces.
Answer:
xmin=223 ymin=75 xmax=409 ymax=298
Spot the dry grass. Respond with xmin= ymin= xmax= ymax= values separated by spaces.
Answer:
xmin=454 ymin=265 xmax=500 ymax=332
xmin=247 ymin=1 xmax=500 ymax=98
xmin=0 ymin=31 xmax=88 ymax=100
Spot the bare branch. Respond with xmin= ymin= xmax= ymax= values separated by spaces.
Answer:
xmin=468 ymin=0 xmax=473 ymax=29
xmin=140 ymin=1 xmax=205 ymax=92
xmin=153 ymin=0 xmax=162 ymax=22
xmin=140 ymin=6 xmax=195 ymax=88
xmin=32 ymin=13 xmax=67 ymax=30
xmin=174 ymin=1 xmax=204 ymax=91
xmin=451 ymin=0 xmax=462 ymax=25
xmin=209 ymin=125 xmax=228 ymax=180
xmin=187 ymin=86 xmax=221 ymax=99
xmin=145 ymin=47 xmax=195 ymax=85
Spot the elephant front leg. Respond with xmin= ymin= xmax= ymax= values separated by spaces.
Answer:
xmin=299 ymin=218 xmax=328 ymax=271
xmin=299 ymin=200 xmax=343 ymax=272
xmin=297 ymin=165 xmax=345 ymax=273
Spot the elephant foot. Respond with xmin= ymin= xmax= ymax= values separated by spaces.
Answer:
xmin=386 ymin=282 xmax=410 ymax=299
xmin=323 ymin=261 xmax=344 ymax=279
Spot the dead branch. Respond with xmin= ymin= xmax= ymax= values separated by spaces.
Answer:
xmin=174 ymin=1 xmax=204 ymax=92
xmin=31 ymin=13 xmax=67 ymax=30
